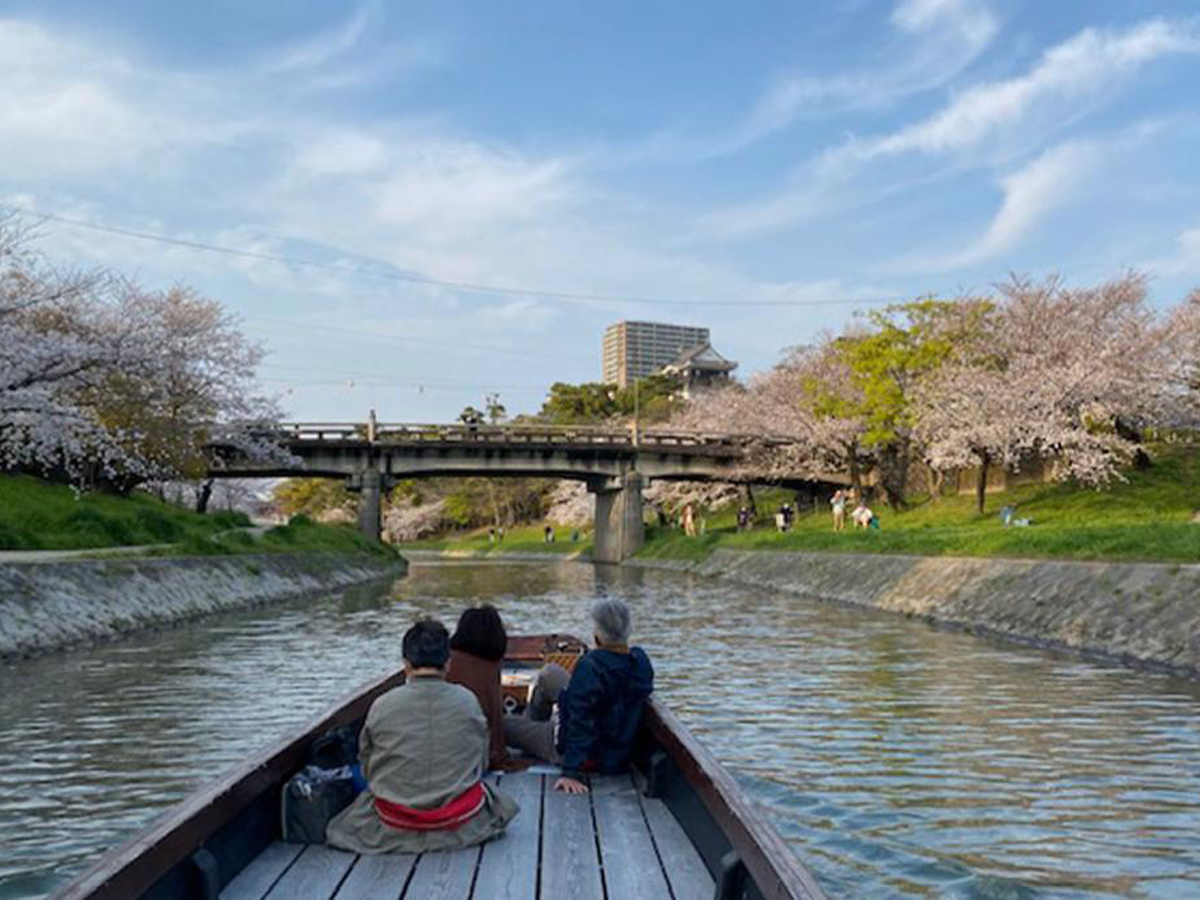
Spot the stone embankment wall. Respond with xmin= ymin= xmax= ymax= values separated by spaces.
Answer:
xmin=0 ymin=552 xmax=406 ymax=662
xmin=628 ymin=550 xmax=1200 ymax=677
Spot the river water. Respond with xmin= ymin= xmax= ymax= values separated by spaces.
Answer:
xmin=2 ymin=560 xmax=1200 ymax=899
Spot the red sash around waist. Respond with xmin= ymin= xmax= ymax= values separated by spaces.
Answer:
xmin=374 ymin=782 xmax=486 ymax=832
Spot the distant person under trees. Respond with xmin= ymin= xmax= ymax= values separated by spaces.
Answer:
xmin=831 ymin=490 xmax=847 ymax=531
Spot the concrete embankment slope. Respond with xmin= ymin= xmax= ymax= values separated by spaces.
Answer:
xmin=0 ymin=552 xmax=406 ymax=662
xmin=629 ymin=550 xmax=1200 ymax=677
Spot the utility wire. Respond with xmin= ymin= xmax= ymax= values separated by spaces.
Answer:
xmin=27 ymin=208 xmax=899 ymax=309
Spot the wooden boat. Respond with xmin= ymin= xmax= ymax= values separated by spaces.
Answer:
xmin=54 ymin=635 xmax=827 ymax=900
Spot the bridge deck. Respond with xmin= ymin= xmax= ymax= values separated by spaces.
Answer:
xmin=219 ymin=772 xmax=713 ymax=900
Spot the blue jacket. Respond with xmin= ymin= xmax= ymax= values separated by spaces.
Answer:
xmin=556 ymin=646 xmax=654 ymax=778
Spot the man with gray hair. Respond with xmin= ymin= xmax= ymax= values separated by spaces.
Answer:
xmin=503 ymin=598 xmax=654 ymax=794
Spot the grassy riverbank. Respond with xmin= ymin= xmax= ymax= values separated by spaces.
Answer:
xmin=641 ymin=445 xmax=1200 ymax=563
xmin=0 ymin=474 xmax=391 ymax=557
xmin=398 ymin=444 xmax=1200 ymax=564
xmin=397 ymin=523 xmax=592 ymax=556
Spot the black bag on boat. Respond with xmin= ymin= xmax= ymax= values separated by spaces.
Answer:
xmin=281 ymin=765 xmax=356 ymax=843
xmin=309 ymin=725 xmax=359 ymax=769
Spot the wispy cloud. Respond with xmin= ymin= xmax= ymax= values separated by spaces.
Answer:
xmin=859 ymin=18 xmax=1200 ymax=160
xmin=707 ymin=17 xmax=1200 ymax=238
xmin=265 ymin=3 xmax=377 ymax=72
xmin=1144 ymin=224 xmax=1200 ymax=277
xmin=938 ymin=140 xmax=1101 ymax=268
xmin=744 ymin=0 xmax=996 ymax=143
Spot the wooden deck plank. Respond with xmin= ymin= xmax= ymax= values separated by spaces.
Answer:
xmin=591 ymin=776 xmax=672 ymax=900
xmin=400 ymin=845 xmax=481 ymax=900
xmin=540 ymin=778 xmax=604 ymax=900
xmin=473 ymin=773 xmax=541 ymax=900
xmin=219 ymin=842 xmax=305 ymax=900
xmin=640 ymin=794 xmax=717 ymax=899
xmin=263 ymin=845 xmax=356 ymax=899
xmin=333 ymin=854 xmax=417 ymax=900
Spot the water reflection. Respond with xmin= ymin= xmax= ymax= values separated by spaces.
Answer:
xmin=1 ymin=560 xmax=1199 ymax=898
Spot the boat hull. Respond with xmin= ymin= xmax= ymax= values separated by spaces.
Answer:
xmin=54 ymin=637 xmax=825 ymax=900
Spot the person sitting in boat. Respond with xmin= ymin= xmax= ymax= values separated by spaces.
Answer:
xmin=446 ymin=605 xmax=529 ymax=772
xmin=503 ymin=598 xmax=654 ymax=795
xmin=326 ymin=618 xmax=518 ymax=854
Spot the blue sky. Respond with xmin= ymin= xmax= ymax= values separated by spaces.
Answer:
xmin=3 ymin=0 xmax=1200 ymax=421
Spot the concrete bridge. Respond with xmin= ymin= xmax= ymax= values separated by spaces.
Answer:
xmin=209 ymin=421 xmax=839 ymax=562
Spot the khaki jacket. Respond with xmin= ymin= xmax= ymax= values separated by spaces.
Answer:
xmin=326 ymin=675 xmax=518 ymax=854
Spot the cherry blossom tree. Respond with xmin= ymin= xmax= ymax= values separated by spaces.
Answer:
xmin=1 ymin=212 xmax=286 ymax=490
xmin=666 ymin=345 xmax=874 ymax=490
xmin=915 ymin=273 xmax=1190 ymax=513
xmin=0 ymin=214 xmax=142 ymax=481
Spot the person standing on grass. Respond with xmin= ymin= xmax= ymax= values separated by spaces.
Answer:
xmin=682 ymin=503 xmax=696 ymax=537
xmin=831 ymin=490 xmax=847 ymax=532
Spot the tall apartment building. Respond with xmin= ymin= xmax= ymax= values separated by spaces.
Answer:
xmin=602 ymin=320 xmax=710 ymax=387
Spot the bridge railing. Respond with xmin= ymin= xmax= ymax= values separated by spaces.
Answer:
xmin=268 ymin=422 xmax=742 ymax=449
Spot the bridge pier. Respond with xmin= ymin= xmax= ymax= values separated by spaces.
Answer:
xmin=590 ymin=472 xmax=644 ymax=564
xmin=354 ymin=470 xmax=385 ymax=543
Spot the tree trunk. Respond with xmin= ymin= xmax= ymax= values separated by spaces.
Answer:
xmin=743 ymin=484 xmax=757 ymax=517
xmin=848 ymin=455 xmax=863 ymax=497
xmin=878 ymin=443 xmax=909 ymax=512
xmin=925 ymin=465 xmax=943 ymax=504
xmin=975 ymin=451 xmax=989 ymax=515
xmin=1115 ymin=418 xmax=1152 ymax=470
xmin=195 ymin=477 xmax=214 ymax=514
xmin=486 ymin=480 xmax=501 ymax=530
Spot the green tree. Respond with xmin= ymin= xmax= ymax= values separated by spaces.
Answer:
xmin=483 ymin=392 xmax=507 ymax=424
xmin=538 ymin=375 xmax=682 ymax=425
xmin=458 ymin=405 xmax=484 ymax=425
xmin=272 ymin=477 xmax=353 ymax=519
xmin=539 ymin=382 xmax=618 ymax=424
xmin=827 ymin=298 xmax=991 ymax=509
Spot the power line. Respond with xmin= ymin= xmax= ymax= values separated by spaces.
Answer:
xmin=25 ymin=208 xmax=899 ymax=309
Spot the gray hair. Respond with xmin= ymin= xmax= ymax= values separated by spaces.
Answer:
xmin=590 ymin=598 xmax=632 ymax=645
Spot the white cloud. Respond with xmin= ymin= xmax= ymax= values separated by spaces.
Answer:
xmin=265 ymin=3 xmax=377 ymax=72
xmin=716 ymin=0 xmax=997 ymax=153
xmin=863 ymin=18 xmax=1200 ymax=160
xmin=940 ymin=141 xmax=1100 ymax=268
xmin=706 ymin=17 xmax=1200 ymax=238
xmin=372 ymin=145 xmax=574 ymax=235
xmin=0 ymin=20 xmax=160 ymax=172
xmin=1145 ymin=225 xmax=1200 ymax=277
xmin=292 ymin=129 xmax=388 ymax=176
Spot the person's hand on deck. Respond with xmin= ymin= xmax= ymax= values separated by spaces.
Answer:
xmin=554 ymin=776 xmax=589 ymax=794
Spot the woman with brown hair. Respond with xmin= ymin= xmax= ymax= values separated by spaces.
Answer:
xmin=446 ymin=605 xmax=528 ymax=772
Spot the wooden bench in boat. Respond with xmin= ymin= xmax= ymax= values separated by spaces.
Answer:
xmin=220 ymin=771 xmax=714 ymax=900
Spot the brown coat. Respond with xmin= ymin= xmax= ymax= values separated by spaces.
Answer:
xmin=446 ymin=648 xmax=522 ymax=771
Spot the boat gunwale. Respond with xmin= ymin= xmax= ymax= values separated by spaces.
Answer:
xmin=645 ymin=697 xmax=827 ymax=900
xmin=53 ymin=645 xmax=827 ymax=900
xmin=51 ymin=668 xmax=405 ymax=900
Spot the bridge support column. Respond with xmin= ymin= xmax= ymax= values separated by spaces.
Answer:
xmin=590 ymin=472 xmax=644 ymax=564
xmin=356 ymin=470 xmax=384 ymax=543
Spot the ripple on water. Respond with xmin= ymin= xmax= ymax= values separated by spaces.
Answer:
xmin=2 ymin=561 xmax=1200 ymax=899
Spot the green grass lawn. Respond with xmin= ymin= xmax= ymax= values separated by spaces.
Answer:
xmin=640 ymin=444 xmax=1200 ymax=563
xmin=397 ymin=523 xmax=592 ymax=556
xmin=0 ymin=474 xmax=392 ymax=557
